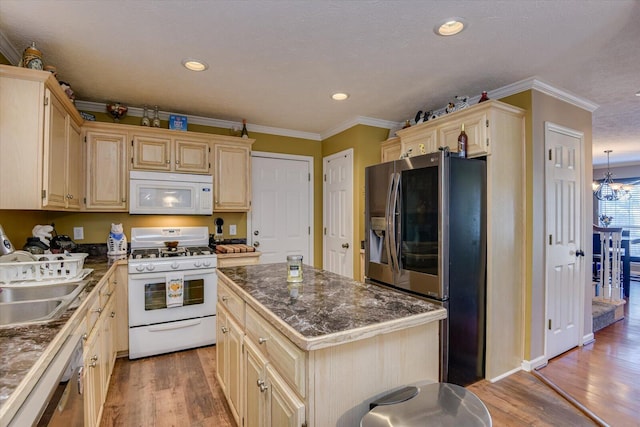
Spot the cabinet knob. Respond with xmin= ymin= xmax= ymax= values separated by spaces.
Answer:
xmin=166 ymin=160 xmax=171 ymax=164
xmin=221 ymin=326 xmax=229 ymax=334
xmin=176 ymin=160 xmax=180 ymax=164
xmin=92 ymin=307 xmax=102 ymax=314
xmin=110 ymin=311 xmax=116 ymax=318
xmin=257 ymin=379 xmax=268 ymax=392
xmin=82 ymin=333 xmax=88 ymax=341
xmin=91 ymin=355 xmax=98 ymax=362
xmin=258 ymin=337 xmax=268 ymax=344
xmin=221 ymin=296 xmax=228 ymax=302
xmin=253 ymin=241 xmax=260 ymax=248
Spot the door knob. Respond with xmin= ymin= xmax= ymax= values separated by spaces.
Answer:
xmin=254 ymin=230 xmax=259 ymax=236
xmin=575 ymin=250 xmax=585 ymax=257
xmin=342 ymin=243 xmax=350 ymax=249
xmin=253 ymin=241 xmax=260 ymax=247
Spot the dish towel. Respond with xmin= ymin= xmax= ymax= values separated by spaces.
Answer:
xmin=166 ymin=272 xmax=184 ymax=308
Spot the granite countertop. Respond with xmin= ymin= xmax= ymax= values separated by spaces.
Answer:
xmin=0 ymin=256 xmax=114 ymax=418
xmin=217 ymin=263 xmax=447 ymax=350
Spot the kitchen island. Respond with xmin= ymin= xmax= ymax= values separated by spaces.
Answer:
xmin=217 ymin=263 xmax=446 ymax=427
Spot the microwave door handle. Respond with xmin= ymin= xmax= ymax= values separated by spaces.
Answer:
xmin=384 ymin=173 xmax=395 ymax=271
xmin=390 ymin=172 xmax=401 ymax=273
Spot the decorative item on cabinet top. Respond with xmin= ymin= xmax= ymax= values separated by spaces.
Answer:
xmin=106 ymin=102 xmax=128 ymax=122
xmin=21 ymin=42 xmax=44 ymax=70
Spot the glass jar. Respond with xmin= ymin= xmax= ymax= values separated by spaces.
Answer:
xmin=286 ymin=255 xmax=303 ymax=283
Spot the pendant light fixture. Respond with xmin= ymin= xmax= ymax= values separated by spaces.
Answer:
xmin=593 ymin=150 xmax=631 ymax=201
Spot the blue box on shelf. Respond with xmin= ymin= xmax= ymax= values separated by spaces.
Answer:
xmin=169 ymin=114 xmax=188 ymax=131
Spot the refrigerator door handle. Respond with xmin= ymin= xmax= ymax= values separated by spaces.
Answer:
xmin=390 ymin=172 xmax=401 ymax=273
xmin=385 ymin=173 xmax=395 ymax=271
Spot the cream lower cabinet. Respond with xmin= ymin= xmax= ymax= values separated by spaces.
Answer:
xmin=84 ymin=124 xmax=128 ymax=211
xmin=0 ymin=65 xmax=84 ymax=210
xmin=131 ymin=131 xmax=210 ymax=174
xmin=244 ymin=339 xmax=305 ymax=427
xmin=113 ymin=263 xmax=129 ymax=354
xmin=83 ymin=263 xmax=121 ymax=427
xmin=216 ymin=305 xmax=243 ymax=424
xmin=212 ymin=138 xmax=254 ymax=211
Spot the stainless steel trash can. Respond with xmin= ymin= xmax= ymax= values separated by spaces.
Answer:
xmin=360 ymin=381 xmax=492 ymax=427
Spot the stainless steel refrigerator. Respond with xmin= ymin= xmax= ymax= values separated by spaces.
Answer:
xmin=365 ymin=150 xmax=487 ymax=386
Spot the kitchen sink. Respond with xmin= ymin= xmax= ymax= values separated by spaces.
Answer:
xmin=0 ymin=299 xmax=67 ymax=326
xmin=0 ymin=283 xmax=84 ymax=303
xmin=0 ymin=280 xmax=89 ymax=326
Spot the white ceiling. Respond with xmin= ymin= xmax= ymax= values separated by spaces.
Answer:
xmin=1 ymin=0 xmax=638 ymax=167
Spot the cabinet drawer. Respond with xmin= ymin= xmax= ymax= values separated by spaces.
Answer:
xmin=100 ymin=276 xmax=115 ymax=306
xmin=218 ymin=280 xmax=244 ymax=326
xmin=245 ymin=306 xmax=306 ymax=397
xmin=85 ymin=294 xmax=101 ymax=334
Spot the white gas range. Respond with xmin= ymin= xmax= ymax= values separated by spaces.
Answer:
xmin=127 ymin=226 xmax=217 ymax=359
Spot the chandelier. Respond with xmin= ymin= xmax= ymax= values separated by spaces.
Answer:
xmin=592 ymin=150 xmax=632 ymax=201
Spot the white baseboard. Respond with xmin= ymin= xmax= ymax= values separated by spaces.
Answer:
xmin=521 ymin=355 xmax=548 ymax=372
xmin=488 ymin=366 xmax=522 ymax=383
xmin=582 ymin=333 xmax=595 ymax=346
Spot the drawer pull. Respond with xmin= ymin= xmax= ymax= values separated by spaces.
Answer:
xmin=89 ymin=361 xmax=97 ymax=368
xmin=221 ymin=326 xmax=229 ymax=334
xmin=257 ymin=379 xmax=268 ymax=392
xmin=221 ymin=296 xmax=228 ymax=302
xmin=258 ymin=337 xmax=268 ymax=344
xmin=91 ymin=355 xmax=98 ymax=362
xmin=82 ymin=333 xmax=88 ymax=341
xmin=92 ymin=307 xmax=102 ymax=314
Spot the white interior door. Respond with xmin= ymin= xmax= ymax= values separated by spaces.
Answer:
xmin=251 ymin=153 xmax=312 ymax=265
xmin=545 ymin=122 xmax=584 ymax=358
xmin=323 ymin=149 xmax=353 ymax=277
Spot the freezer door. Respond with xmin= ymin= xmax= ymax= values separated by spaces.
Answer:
xmin=365 ymin=161 xmax=395 ymax=285
xmin=394 ymin=152 xmax=447 ymax=299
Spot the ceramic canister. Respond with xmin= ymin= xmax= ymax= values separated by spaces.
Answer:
xmin=22 ymin=42 xmax=44 ymax=70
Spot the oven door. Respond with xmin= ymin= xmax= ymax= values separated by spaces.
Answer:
xmin=128 ymin=268 xmax=217 ymax=327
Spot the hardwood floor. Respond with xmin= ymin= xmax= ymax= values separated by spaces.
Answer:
xmin=103 ymin=282 xmax=639 ymax=426
xmin=534 ymin=280 xmax=640 ymax=427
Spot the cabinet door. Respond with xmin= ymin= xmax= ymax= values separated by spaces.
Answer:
xmin=228 ymin=315 xmax=243 ymax=423
xmin=84 ymin=324 xmax=103 ymax=427
xmin=114 ymin=264 xmax=129 ymax=353
xmin=174 ymin=137 xmax=209 ymax=173
xmin=437 ymin=112 xmax=488 ymax=157
xmin=86 ymin=129 xmax=128 ymax=210
xmin=381 ymin=137 xmax=401 ymax=162
xmin=44 ymin=91 xmax=68 ymax=208
xmin=266 ymin=365 xmax=305 ymax=427
xmin=131 ymin=134 xmax=172 ymax=171
xmin=66 ymin=119 xmax=83 ymax=209
xmin=245 ymin=339 xmax=268 ymax=427
xmin=216 ymin=307 xmax=229 ymax=394
xmin=403 ymin=128 xmax=437 ymax=157
xmin=214 ymin=143 xmax=251 ymax=211
xmin=101 ymin=297 xmax=116 ymax=396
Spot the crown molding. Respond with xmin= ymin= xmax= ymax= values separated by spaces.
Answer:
xmin=490 ymin=76 xmax=599 ymax=112
xmin=0 ymin=30 xmax=20 ymax=65
xmin=74 ymin=100 xmax=322 ymax=141
xmin=321 ymin=116 xmax=402 ymax=140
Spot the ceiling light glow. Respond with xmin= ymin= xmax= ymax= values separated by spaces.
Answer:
xmin=332 ymin=92 xmax=349 ymax=101
xmin=434 ymin=17 xmax=467 ymax=36
xmin=182 ymin=58 xmax=209 ymax=72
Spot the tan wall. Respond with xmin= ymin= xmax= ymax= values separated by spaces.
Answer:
xmin=502 ymin=90 xmax=593 ymax=362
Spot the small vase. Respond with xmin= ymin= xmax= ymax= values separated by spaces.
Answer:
xmin=152 ymin=106 xmax=161 ymax=128
xmin=141 ymin=105 xmax=150 ymax=126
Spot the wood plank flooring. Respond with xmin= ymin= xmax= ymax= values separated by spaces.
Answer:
xmin=102 ymin=282 xmax=639 ymax=427
xmin=534 ymin=280 xmax=640 ymax=427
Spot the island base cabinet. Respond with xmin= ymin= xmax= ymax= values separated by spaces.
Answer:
xmin=244 ymin=339 xmax=305 ymax=427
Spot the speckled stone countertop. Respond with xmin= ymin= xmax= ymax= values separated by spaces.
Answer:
xmin=0 ymin=256 xmax=116 ymax=419
xmin=218 ymin=263 xmax=447 ymax=351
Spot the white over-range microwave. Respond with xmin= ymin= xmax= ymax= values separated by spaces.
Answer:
xmin=129 ymin=171 xmax=213 ymax=215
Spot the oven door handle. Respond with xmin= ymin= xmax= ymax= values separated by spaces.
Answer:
xmin=148 ymin=319 xmax=202 ymax=332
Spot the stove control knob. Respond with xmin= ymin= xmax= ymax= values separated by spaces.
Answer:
xmin=203 ymin=261 xmax=212 ymax=267
xmin=146 ymin=264 xmax=156 ymax=272
xmin=171 ymin=262 xmax=179 ymax=270
xmin=136 ymin=265 xmax=145 ymax=272
xmin=194 ymin=261 xmax=202 ymax=268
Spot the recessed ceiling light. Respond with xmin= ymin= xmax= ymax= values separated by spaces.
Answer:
xmin=181 ymin=58 xmax=209 ymax=72
xmin=434 ymin=17 xmax=467 ymax=36
xmin=332 ymin=92 xmax=349 ymax=101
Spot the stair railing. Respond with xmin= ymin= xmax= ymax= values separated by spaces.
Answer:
xmin=593 ymin=225 xmax=623 ymax=302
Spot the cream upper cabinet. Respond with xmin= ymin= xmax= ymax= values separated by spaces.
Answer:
xmin=396 ymin=100 xmax=521 ymax=159
xmin=131 ymin=130 xmax=210 ymax=174
xmin=212 ymin=137 xmax=254 ymax=211
xmin=380 ymin=137 xmax=401 ymax=162
xmin=84 ymin=124 xmax=128 ymax=211
xmin=0 ymin=65 xmax=84 ymax=210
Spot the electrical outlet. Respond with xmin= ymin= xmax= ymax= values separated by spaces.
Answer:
xmin=229 ymin=224 xmax=237 ymax=236
xmin=73 ymin=227 xmax=84 ymax=240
